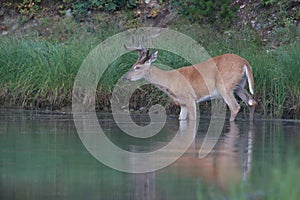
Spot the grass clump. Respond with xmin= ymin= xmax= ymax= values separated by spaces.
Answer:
xmin=250 ymin=42 xmax=300 ymax=118
xmin=0 ymin=37 xmax=94 ymax=109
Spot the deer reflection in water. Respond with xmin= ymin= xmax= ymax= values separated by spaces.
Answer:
xmin=171 ymin=121 xmax=253 ymax=190
xmin=131 ymin=120 xmax=254 ymax=199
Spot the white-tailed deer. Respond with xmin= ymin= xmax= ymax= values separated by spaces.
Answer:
xmin=123 ymin=37 xmax=257 ymax=121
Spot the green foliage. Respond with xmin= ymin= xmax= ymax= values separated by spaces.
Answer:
xmin=3 ymin=0 xmax=139 ymax=18
xmin=172 ymin=0 xmax=238 ymax=27
xmin=71 ymin=0 xmax=139 ymax=17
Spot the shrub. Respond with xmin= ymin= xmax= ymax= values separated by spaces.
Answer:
xmin=172 ymin=0 xmax=238 ymax=27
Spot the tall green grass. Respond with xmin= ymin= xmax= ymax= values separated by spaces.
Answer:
xmin=0 ymin=37 xmax=95 ymax=108
xmin=0 ymin=25 xmax=299 ymax=118
xmin=248 ymin=42 xmax=300 ymax=118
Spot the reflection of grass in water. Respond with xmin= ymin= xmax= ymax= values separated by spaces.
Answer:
xmin=228 ymin=154 xmax=299 ymax=200
xmin=227 ymin=121 xmax=300 ymax=200
xmin=0 ymin=26 xmax=299 ymax=118
xmin=193 ymin=151 xmax=300 ymax=200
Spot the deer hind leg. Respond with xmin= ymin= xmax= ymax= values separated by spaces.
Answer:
xmin=220 ymin=91 xmax=240 ymax=121
xmin=235 ymin=87 xmax=257 ymax=121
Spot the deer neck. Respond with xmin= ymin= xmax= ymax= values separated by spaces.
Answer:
xmin=146 ymin=66 xmax=180 ymax=103
xmin=147 ymin=66 xmax=170 ymax=86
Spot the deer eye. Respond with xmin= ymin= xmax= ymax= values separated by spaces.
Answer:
xmin=134 ymin=66 xmax=141 ymax=70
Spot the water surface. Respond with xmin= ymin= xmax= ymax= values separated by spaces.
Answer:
xmin=0 ymin=110 xmax=299 ymax=199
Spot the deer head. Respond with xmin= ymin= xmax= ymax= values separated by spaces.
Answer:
xmin=123 ymin=36 xmax=158 ymax=81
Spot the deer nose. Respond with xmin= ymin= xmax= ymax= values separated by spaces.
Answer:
xmin=122 ymin=74 xmax=130 ymax=82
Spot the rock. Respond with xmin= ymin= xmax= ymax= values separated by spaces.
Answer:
xmin=2 ymin=31 xmax=8 ymax=35
xmin=65 ymin=9 xmax=72 ymax=17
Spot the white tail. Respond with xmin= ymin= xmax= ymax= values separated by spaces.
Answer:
xmin=123 ymin=37 xmax=257 ymax=121
xmin=244 ymin=64 xmax=254 ymax=95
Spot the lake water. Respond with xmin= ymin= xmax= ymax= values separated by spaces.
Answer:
xmin=0 ymin=109 xmax=299 ymax=199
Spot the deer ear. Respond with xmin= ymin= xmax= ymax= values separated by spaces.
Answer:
xmin=148 ymin=50 xmax=158 ymax=64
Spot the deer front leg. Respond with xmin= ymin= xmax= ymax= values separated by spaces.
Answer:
xmin=187 ymin=99 xmax=197 ymax=120
xmin=179 ymin=105 xmax=188 ymax=120
xmin=179 ymin=99 xmax=197 ymax=121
